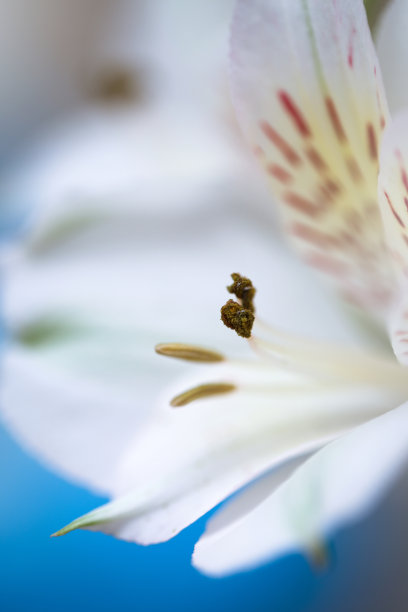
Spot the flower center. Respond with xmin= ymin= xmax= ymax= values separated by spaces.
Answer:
xmin=155 ymin=273 xmax=408 ymax=407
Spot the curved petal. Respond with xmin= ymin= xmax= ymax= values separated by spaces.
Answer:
xmin=0 ymin=346 xmax=160 ymax=495
xmin=193 ymin=401 xmax=408 ymax=577
xmin=377 ymin=111 xmax=408 ymax=363
xmin=230 ymin=0 xmax=394 ymax=317
xmin=376 ymin=0 xmax=408 ymax=114
xmin=195 ymin=449 xmax=316 ymax=539
xmin=52 ymin=370 xmax=404 ymax=544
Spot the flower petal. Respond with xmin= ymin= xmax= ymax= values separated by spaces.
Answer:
xmin=377 ymin=111 xmax=408 ymax=363
xmin=0 ymin=346 xmax=160 ymax=495
xmin=53 ymin=375 xmax=404 ymax=544
xmin=193 ymin=401 xmax=408 ymax=577
xmin=375 ymin=0 xmax=408 ymax=114
xmin=230 ymin=0 xmax=394 ymax=316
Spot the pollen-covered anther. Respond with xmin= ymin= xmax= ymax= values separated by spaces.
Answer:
xmin=221 ymin=299 xmax=255 ymax=339
xmin=155 ymin=343 xmax=225 ymax=363
xmin=170 ymin=382 xmax=237 ymax=408
xmin=227 ymin=273 xmax=256 ymax=312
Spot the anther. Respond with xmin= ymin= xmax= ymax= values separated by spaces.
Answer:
xmin=221 ymin=273 xmax=256 ymax=338
xmin=170 ymin=382 xmax=236 ymax=407
xmin=227 ymin=273 xmax=256 ymax=312
xmin=155 ymin=343 xmax=225 ymax=363
xmin=221 ymin=299 xmax=255 ymax=338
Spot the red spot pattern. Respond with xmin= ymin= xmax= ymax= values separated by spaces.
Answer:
xmin=283 ymin=192 xmax=325 ymax=218
xmin=325 ymin=97 xmax=347 ymax=142
xmin=366 ymin=123 xmax=378 ymax=161
xmin=304 ymin=253 xmax=347 ymax=276
xmin=278 ymin=90 xmax=311 ymax=138
xmin=346 ymin=158 xmax=363 ymax=183
xmin=384 ymin=191 xmax=405 ymax=228
xmin=260 ymin=121 xmax=302 ymax=166
xmin=348 ymin=27 xmax=356 ymax=69
xmin=320 ymin=179 xmax=341 ymax=200
xmin=267 ymin=164 xmax=293 ymax=184
xmin=396 ymin=151 xmax=408 ymax=194
xmin=305 ymin=147 xmax=327 ymax=173
xmin=291 ymin=223 xmax=339 ymax=248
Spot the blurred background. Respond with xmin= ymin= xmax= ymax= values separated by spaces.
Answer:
xmin=1 ymin=1 xmax=408 ymax=610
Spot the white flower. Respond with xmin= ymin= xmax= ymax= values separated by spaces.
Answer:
xmin=3 ymin=0 xmax=408 ymax=580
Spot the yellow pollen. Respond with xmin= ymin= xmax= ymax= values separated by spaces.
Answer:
xmin=155 ymin=343 xmax=225 ymax=363
xmin=170 ymin=383 xmax=236 ymax=407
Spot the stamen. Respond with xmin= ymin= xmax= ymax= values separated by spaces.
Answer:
xmin=221 ymin=273 xmax=256 ymax=338
xmin=155 ymin=343 xmax=225 ymax=363
xmin=170 ymin=383 xmax=236 ymax=407
xmin=221 ymin=299 xmax=255 ymax=338
xmin=227 ymin=273 xmax=256 ymax=312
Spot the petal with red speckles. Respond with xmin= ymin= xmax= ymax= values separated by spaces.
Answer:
xmin=378 ymin=111 xmax=408 ymax=364
xmin=230 ymin=0 xmax=394 ymax=317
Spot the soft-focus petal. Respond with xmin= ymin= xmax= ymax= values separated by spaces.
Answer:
xmin=193 ymin=449 xmax=316 ymax=539
xmin=376 ymin=0 xmax=408 ymax=114
xmin=377 ymin=111 xmax=408 ymax=363
xmin=0 ymin=346 xmax=160 ymax=495
xmin=193 ymin=401 xmax=408 ymax=577
xmin=230 ymin=0 xmax=394 ymax=317
xmin=53 ymin=373 xmax=404 ymax=544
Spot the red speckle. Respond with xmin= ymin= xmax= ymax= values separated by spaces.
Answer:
xmin=346 ymin=158 xmax=363 ymax=183
xmin=325 ymin=97 xmax=347 ymax=142
xmin=322 ymin=179 xmax=341 ymax=198
xmin=367 ymin=123 xmax=378 ymax=161
xmin=396 ymin=151 xmax=408 ymax=194
xmin=402 ymin=171 xmax=408 ymax=194
xmin=304 ymin=253 xmax=347 ymax=276
xmin=260 ymin=121 xmax=302 ymax=166
xmin=305 ymin=147 xmax=328 ymax=173
xmin=278 ymin=90 xmax=311 ymax=138
xmin=283 ymin=191 xmax=324 ymax=217
xmin=348 ymin=27 xmax=356 ymax=69
xmin=267 ymin=164 xmax=293 ymax=184
xmin=291 ymin=222 xmax=339 ymax=248
xmin=384 ymin=191 xmax=405 ymax=228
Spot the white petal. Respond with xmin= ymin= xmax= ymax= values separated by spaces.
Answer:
xmin=230 ymin=0 xmax=394 ymax=317
xmin=193 ymin=401 xmax=408 ymax=577
xmin=0 ymin=346 xmax=166 ymax=495
xmin=52 ymin=375 xmax=404 ymax=544
xmin=376 ymin=0 xmax=408 ymax=114
xmin=197 ymin=449 xmax=316 ymax=539
xmin=377 ymin=111 xmax=408 ymax=363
